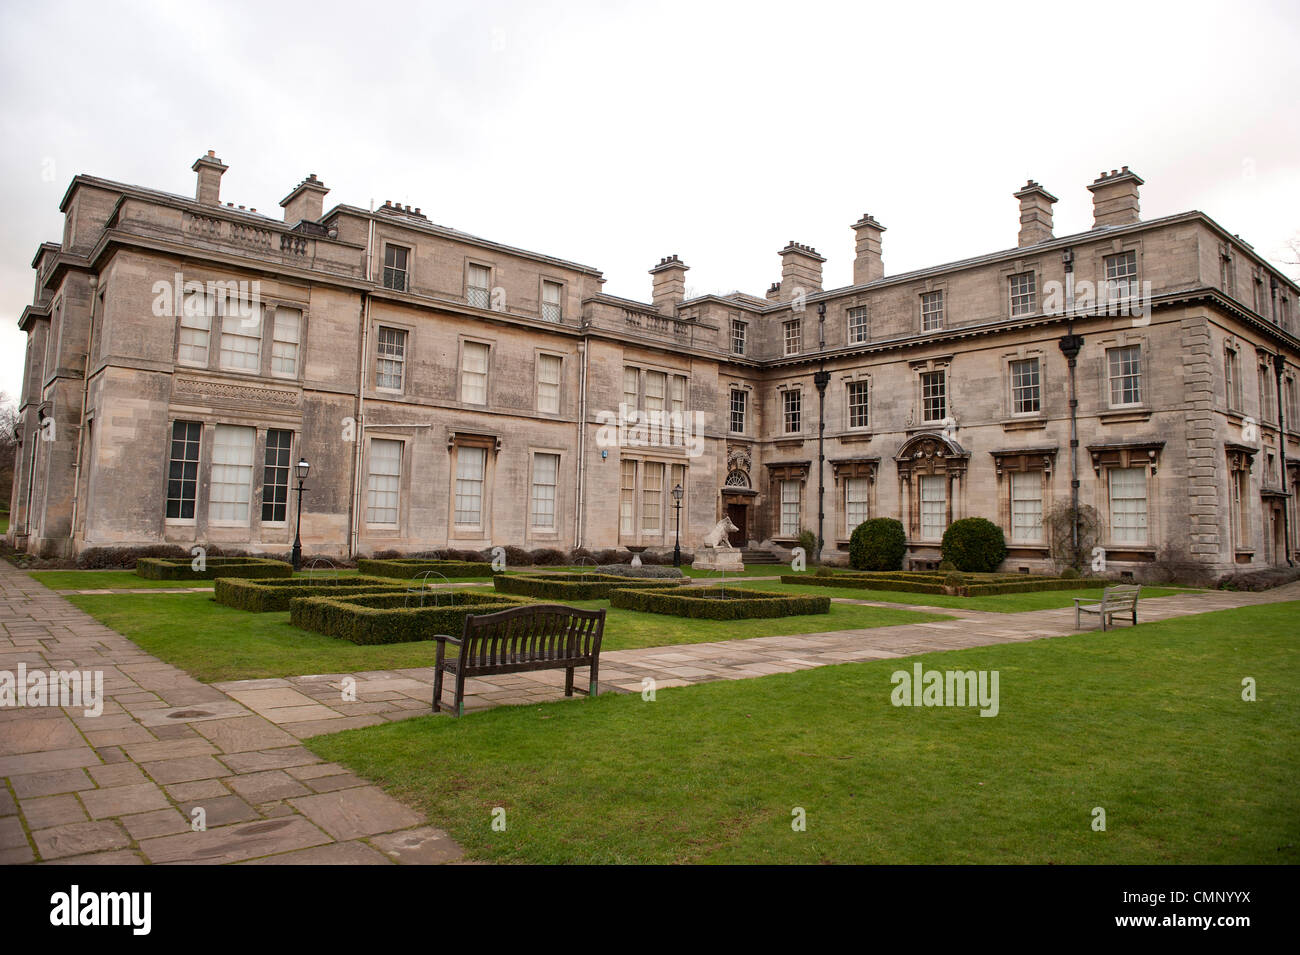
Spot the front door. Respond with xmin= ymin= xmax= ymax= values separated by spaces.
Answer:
xmin=726 ymin=503 xmax=747 ymax=547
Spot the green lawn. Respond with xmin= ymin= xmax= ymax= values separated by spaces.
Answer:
xmin=65 ymin=592 xmax=949 ymax=683
xmin=27 ymin=568 xmax=505 ymax=591
xmin=724 ymin=579 xmax=1192 ymax=613
xmin=308 ymin=602 xmax=1300 ymax=864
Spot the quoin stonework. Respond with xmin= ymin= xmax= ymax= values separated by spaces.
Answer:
xmin=8 ymin=155 xmax=1299 ymax=578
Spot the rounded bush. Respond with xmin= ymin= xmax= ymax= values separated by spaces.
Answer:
xmin=1060 ymin=567 xmax=1080 ymax=580
xmin=940 ymin=518 xmax=1008 ymax=573
xmin=849 ymin=518 xmax=907 ymax=571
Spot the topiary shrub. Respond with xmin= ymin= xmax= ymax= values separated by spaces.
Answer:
xmin=944 ymin=571 xmax=965 ymax=591
xmin=290 ymin=591 xmax=533 ymax=645
xmin=937 ymin=560 xmax=956 ymax=572
xmin=814 ymin=566 xmax=835 ymax=577
xmin=356 ymin=558 xmax=495 ymax=579
xmin=494 ymin=573 xmax=687 ymax=600
xmin=1060 ymin=567 xmax=1080 ymax=580
xmin=136 ymin=557 xmax=293 ymax=581
xmin=502 ymin=545 xmax=532 ymax=568
xmin=214 ymin=575 xmax=405 ymax=612
xmin=849 ymin=518 xmax=906 ymax=571
xmin=797 ymin=529 xmax=818 ymax=560
xmin=940 ymin=518 xmax=1008 ymax=573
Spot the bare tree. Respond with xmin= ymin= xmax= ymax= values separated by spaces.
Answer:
xmin=0 ymin=391 xmax=18 ymax=513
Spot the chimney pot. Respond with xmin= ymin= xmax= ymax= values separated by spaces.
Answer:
xmin=280 ymin=173 xmax=331 ymax=224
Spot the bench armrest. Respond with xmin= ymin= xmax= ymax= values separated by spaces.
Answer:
xmin=432 ymin=634 xmax=462 ymax=646
xmin=1073 ymin=597 xmax=1102 ymax=608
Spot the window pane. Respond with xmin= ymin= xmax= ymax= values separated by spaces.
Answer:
xmin=845 ymin=477 xmax=869 ymax=533
xmin=468 ymin=265 xmax=490 ymax=308
xmin=261 ymin=429 xmax=293 ymax=522
xmin=1009 ymin=471 xmax=1042 ymax=542
xmin=454 ymin=446 xmax=486 ymax=525
xmin=1108 ymin=345 xmax=1142 ymax=405
xmin=730 ymin=389 xmax=746 ymax=433
xmin=538 ymin=354 xmax=561 ymax=413
xmin=1108 ymin=467 xmax=1148 ymax=543
xmin=847 ymin=381 xmax=869 ymax=429
xmin=922 ymin=371 xmax=946 ymax=422
xmin=781 ymin=479 xmax=800 ymax=537
xmin=272 ymin=309 xmax=300 ymax=376
xmin=166 ymin=421 xmax=201 ymax=520
xmin=531 ymin=453 xmax=559 ymax=528
xmin=220 ymin=306 xmax=262 ymax=371
xmin=209 ymin=425 xmax=255 ymax=523
xmin=784 ymin=390 xmax=801 ymax=433
xmin=366 ymin=439 xmax=401 ymax=525
xmin=541 ymin=281 xmax=562 ymax=322
xmin=642 ymin=462 xmax=663 ymax=532
xmin=461 ymin=342 xmax=489 ymax=404
xmin=620 ymin=459 xmax=637 ymax=535
xmin=920 ymin=475 xmax=946 ymax=539
xmin=921 ymin=291 xmax=944 ymax=331
xmin=376 ymin=327 xmax=406 ymax=390
xmin=1010 ymin=359 xmax=1040 ymax=414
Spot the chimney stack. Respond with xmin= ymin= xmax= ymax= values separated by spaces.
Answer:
xmin=1013 ymin=180 xmax=1057 ymax=247
xmin=192 ymin=150 xmax=228 ymax=206
xmin=850 ymin=215 xmax=886 ymax=285
xmin=765 ymin=282 xmax=782 ymax=302
xmin=778 ymin=242 xmax=825 ymax=301
xmin=1087 ymin=166 xmax=1143 ymax=228
xmin=280 ymin=174 xmax=330 ymax=224
xmin=649 ymin=255 xmax=689 ymax=314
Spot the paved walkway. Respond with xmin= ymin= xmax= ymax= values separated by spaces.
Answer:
xmin=3 ymin=560 xmax=1296 ymax=865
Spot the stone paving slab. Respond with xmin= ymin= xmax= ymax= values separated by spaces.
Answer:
xmin=0 ymin=562 xmax=463 ymax=865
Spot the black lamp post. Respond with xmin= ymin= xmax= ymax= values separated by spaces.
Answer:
xmin=291 ymin=457 xmax=310 ymax=571
xmin=1058 ymin=248 xmax=1084 ymax=569
xmin=813 ymin=303 xmax=830 ymax=565
xmin=672 ymin=483 xmax=684 ymax=567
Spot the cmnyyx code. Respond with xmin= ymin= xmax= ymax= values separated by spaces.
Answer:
xmin=50 ymin=885 xmax=151 ymax=935
xmin=891 ymin=664 xmax=1000 ymax=717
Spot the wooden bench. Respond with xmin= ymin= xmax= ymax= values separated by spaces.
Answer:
xmin=1074 ymin=585 xmax=1141 ymax=631
xmin=432 ymin=604 xmax=606 ymax=717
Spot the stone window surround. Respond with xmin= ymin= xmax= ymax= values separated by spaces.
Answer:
xmin=908 ymin=356 xmax=953 ymax=428
xmin=831 ymin=457 xmax=879 ymax=540
xmin=371 ymin=319 xmax=412 ymax=395
xmin=1100 ymin=241 xmax=1142 ymax=305
xmin=381 ymin=241 xmax=411 ymax=291
xmin=534 ymin=348 xmax=565 ymax=416
xmin=173 ymin=286 xmax=310 ymax=386
xmin=538 ymin=275 xmax=565 ymax=324
xmin=465 ymin=258 xmax=495 ymax=310
xmin=728 ymin=382 xmax=752 ymax=436
xmin=989 ymin=447 xmax=1057 ymax=547
xmin=840 ymin=369 xmax=871 ymax=433
xmin=918 ymin=282 xmax=946 ymax=333
xmin=1086 ymin=440 xmax=1164 ymax=552
xmin=894 ymin=433 xmax=969 ymax=543
xmin=162 ymin=418 xmax=301 ymax=543
xmin=526 ymin=447 xmax=565 ymax=541
xmin=617 ymin=454 xmax=683 ymax=547
xmin=447 ymin=431 xmax=499 ymax=543
xmin=457 ymin=335 xmax=494 ymax=407
xmin=1226 ymin=443 xmax=1255 ymax=554
xmin=1095 ymin=331 xmax=1148 ymax=411
xmin=1002 ymin=347 xmax=1047 ymax=420
xmin=763 ymin=460 xmax=810 ymax=542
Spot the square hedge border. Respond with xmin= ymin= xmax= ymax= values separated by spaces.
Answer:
xmin=136 ymin=557 xmax=293 ymax=581
xmin=610 ymin=586 xmax=830 ymax=620
xmin=356 ymin=558 xmax=496 ymax=579
xmin=214 ymin=575 xmax=406 ymax=612
xmin=493 ymin=573 xmax=688 ymax=601
xmin=289 ymin=590 xmax=534 ymax=645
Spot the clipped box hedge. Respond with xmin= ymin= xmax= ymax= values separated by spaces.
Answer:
xmin=784 ymin=573 xmax=1108 ymax=597
xmin=214 ymin=575 xmax=405 ymax=612
xmin=289 ymin=591 xmax=533 ymax=645
xmin=356 ymin=558 xmax=496 ymax=579
xmin=494 ymin=573 xmax=687 ymax=601
xmin=136 ymin=557 xmax=292 ymax=581
xmin=610 ymin=586 xmax=830 ymax=620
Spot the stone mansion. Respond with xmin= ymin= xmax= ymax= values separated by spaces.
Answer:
xmin=7 ymin=153 xmax=1299 ymax=578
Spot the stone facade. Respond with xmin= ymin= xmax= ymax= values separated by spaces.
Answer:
xmin=8 ymin=156 xmax=1299 ymax=579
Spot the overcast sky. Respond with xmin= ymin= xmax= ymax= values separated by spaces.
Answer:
xmin=2 ymin=0 xmax=1298 ymax=402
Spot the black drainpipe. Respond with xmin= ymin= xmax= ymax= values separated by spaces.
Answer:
xmin=1272 ymin=351 xmax=1293 ymax=566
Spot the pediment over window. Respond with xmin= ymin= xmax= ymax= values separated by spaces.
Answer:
xmin=894 ymin=432 xmax=969 ymax=478
xmin=830 ymin=457 xmax=880 ymax=482
xmin=447 ymin=430 xmax=500 ymax=453
xmin=989 ymin=446 xmax=1058 ymax=476
xmin=1086 ymin=440 xmax=1164 ymax=475
xmin=764 ymin=460 xmax=810 ymax=482
xmin=1225 ymin=442 xmax=1256 ymax=474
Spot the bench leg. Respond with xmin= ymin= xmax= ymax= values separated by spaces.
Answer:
xmin=589 ymin=659 xmax=599 ymax=698
xmin=432 ymin=665 xmax=444 ymax=713
xmin=1075 ymin=606 xmax=1081 ymax=629
xmin=565 ymin=666 xmax=575 ymax=698
xmin=454 ymin=672 xmax=466 ymax=718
